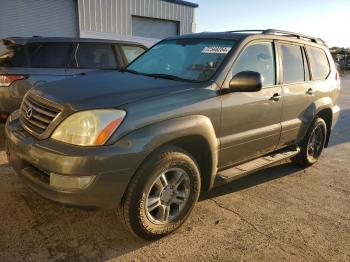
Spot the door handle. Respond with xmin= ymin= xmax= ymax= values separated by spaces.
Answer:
xmin=306 ymin=88 xmax=313 ymax=95
xmin=270 ymin=93 xmax=281 ymax=101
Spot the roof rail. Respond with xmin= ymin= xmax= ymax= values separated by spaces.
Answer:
xmin=262 ymin=29 xmax=325 ymax=45
xmin=226 ymin=30 xmax=265 ymax=34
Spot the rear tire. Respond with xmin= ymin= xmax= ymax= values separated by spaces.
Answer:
xmin=292 ymin=117 xmax=327 ymax=167
xmin=119 ymin=146 xmax=201 ymax=240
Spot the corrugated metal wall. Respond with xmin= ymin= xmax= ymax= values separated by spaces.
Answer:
xmin=0 ymin=0 xmax=78 ymax=38
xmin=78 ymin=0 xmax=195 ymax=37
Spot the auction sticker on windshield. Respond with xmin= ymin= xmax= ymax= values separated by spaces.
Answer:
xmin=202 ymin=47 xmax=232 ymax=54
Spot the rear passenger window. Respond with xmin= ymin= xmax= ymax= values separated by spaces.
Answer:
xmin=280 ymin=43 xmax=304 ymax=84
xmin=306 ymin=46 xmax=330 ymax=80
xmin=232 ymin=42 xmax=275 ymax=86
xmin=0 ymin=45 xmax=28 ymax=67
xmin=75 ymin=44 xmax=117 ymax=69
xmin=0 ymin=43 xmax=73 ymax=68
xmin=29 ymin=43 xmax=74 ymax=68
xmin=120 ymin=45 xmax=145 ymax=64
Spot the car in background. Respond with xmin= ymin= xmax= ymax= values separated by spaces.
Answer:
xmin=0 ymin=37 xmax=146 ymax=122
xmin=346 ymin=59 xmax=350 ymax=70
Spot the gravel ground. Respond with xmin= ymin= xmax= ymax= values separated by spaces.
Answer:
xmin=0 ymin=74 xmax=349 ymax=262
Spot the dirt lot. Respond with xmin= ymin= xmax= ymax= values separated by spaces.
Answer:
xmin=0 ymin=75 xmax=349 ymax=262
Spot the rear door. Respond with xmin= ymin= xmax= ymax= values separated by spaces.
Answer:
xmin=277 ymin=42 xmax=314 ymax=147
xmin=219 ymin=41 xmax=283 ymax=168
xmin=305 ymin=45 xmax=332 ymax=102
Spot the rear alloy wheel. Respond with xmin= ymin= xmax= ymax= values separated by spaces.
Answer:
xmin=119 ymin=146 xmax=201 ymax=239
xmin=292 ymin=117 xmax=327 ymax=167
xmin=307 ymin=125 xmax=324 ymax=162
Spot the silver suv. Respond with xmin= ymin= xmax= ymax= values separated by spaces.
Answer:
xmin=0 ymin=37 xmax=146 ymax=122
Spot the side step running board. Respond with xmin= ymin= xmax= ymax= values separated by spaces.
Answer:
xmin=215 ymin=147 xmax=300 ymax=187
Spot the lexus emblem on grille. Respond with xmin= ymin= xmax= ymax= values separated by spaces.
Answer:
xmin=25 ymin=107 xmax=33 ymax=119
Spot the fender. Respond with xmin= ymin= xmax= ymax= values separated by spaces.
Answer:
xmin=314 ymin=96 xmax=333 ymax=116
xmin=115 ymin=115 xmax=219 ymax=190
xmin=297 ymin=96 xmax=334 ymax=143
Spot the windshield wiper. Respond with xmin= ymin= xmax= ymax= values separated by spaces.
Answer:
xmin=121 ymin=69 xmax=143 ymax=75
xmin=122 ymin=69 xmax=198 ymax=82
xmin=142 ymin=73 xmax=197 ymax=82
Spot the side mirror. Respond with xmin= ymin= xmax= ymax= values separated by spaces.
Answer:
xmin=229 ymin=71 xmax=263 ymax=92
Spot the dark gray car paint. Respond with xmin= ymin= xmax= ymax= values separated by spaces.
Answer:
xmin=5 ymin=31 xmax=341 ymax=209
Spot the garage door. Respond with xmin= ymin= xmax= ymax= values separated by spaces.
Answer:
xmin=0 ymin=0 xmax=77 ymax=39
xmin=132 ymin=16 xmax=179 ymax=39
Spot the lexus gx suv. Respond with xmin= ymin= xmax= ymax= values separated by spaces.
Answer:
xmin=6 ymin=29 xmax=341 ymax=239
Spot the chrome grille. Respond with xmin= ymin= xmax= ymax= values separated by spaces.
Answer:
xmin=20 ymin=95 xmax=61 ymax=136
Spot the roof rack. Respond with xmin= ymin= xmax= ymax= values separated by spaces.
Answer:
xmin=226 ymin=30 xmax=265 ymax=34
xmin=227 ymin=29 xmax=326 ymax=45
xmin=262 ymin=29 xmax=325 ymax=45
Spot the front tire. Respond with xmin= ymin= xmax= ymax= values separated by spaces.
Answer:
xmin=292 ymin=117 xmax=327 ymax=167
xmin=119 ymin=146 xmax=201 ymax=239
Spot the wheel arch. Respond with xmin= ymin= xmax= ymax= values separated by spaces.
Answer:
xmin=316 ymin=108 xmax=333 ymax=147
xmin=118 ymin=115 xmax=219 ymax=200
xmin=304 ymin=97 xmax=334 ymax=148
xmin=164 ymin=135 xmax=214 ymax=191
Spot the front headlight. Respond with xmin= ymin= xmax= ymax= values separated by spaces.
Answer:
xmin=51 ymin=109 xmax=126 ymax=146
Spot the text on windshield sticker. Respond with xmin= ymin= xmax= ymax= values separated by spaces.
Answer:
xmin=202 ymin=47 xmax=232 ymax=54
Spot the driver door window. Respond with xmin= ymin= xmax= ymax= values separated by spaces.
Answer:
xmin=232 ymin=42 xmax=275 ymax=87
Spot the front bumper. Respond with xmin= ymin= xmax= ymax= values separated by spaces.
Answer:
xmin=5 ymin=112 xmax=143 ymax=209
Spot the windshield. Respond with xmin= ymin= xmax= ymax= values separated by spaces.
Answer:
xmin=127 ymin=38 xmax=236 ymax=82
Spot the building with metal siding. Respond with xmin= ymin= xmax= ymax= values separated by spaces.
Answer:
xmin=0 ymin=0 xmax=197 ymax=46
xmin=0 ymin=0 xmax=79 ymax=38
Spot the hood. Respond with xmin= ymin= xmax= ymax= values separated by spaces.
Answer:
xmin=30 ymin=71 xmax=198 ymax=110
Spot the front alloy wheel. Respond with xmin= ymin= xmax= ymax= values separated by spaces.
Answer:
xmin=146 ymin=167 xmax=191 ymax=224
xmin=119 ymin=146 xmax=201 ymax=239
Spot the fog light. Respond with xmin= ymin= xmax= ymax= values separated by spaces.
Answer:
xmin=50 ymin=173 xmax=96 ymax=190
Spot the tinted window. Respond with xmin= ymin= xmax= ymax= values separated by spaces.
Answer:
xmin=280 ymin=43 xmax=304 ymax=84
xmin=0 ymin=43 xmax=73 ymax=68
xmin=127 ymin=39 xmax=236 ymax=82
xmin=306 ymin=46 xmax=330 ymax=80
xmin=0 ymin=45 xmax=28 ymax=67
xmin=76 ymin=44 xmax=117 ymax=69
xmin=232 ymin=42 xmax=275 ymax=86
xmin=29 ymin=43 xmax=73 ymax=68
xmin=120 ymin=45 xmax=145 ymax=64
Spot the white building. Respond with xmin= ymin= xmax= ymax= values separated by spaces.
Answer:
xmin=0 ymin=0 xmax=198 ymax=46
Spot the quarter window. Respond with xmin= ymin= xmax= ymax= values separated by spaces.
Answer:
xmin=120 ymin=45 xmax=145 ymax=64
xmin=232 ymin=42 xmax=275 ymax=87
xmin=306 ymin=46 xmax=330 ymax=80
xmin=75 ymin=44 xmax=117 ymax=69
xmin=280 ymin=43 xmax=305 ymax=84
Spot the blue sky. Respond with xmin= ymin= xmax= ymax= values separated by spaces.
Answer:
xmin=190 ymin=0 xmax=349 ymax=47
